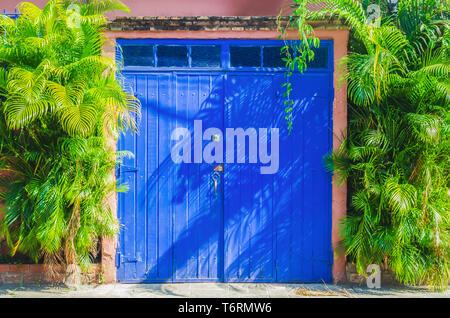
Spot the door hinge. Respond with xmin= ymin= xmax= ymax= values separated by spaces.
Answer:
xmin=116 ymin=253 xmax=139 ymax=267
xmin=121 ymin=166 xmax=138 ymax=173
xmin=116 ymin=165 xmax=138 ymax=177
xmin=117 ymin=253 xmax=141 ymax=266
xmin=122 ymin=256 xmax=139 ymax=263
xmin=115 ymin=252 xmax=121 ymax=268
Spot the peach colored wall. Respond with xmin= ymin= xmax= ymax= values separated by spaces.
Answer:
xmin=2 ymin=0 xmax=292 ymax=17
xmin=328 ymin=30 xmax=348 ymax=284
xmin=104 ymin=28 xmax=349 ymax=284
xmin=100 ymin=37 xmax=119 ymax=282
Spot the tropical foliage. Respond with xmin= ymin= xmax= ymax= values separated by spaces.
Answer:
xmin=281 ymin=0 xmax=449 ymax=289
xmin=0 ymin=0 xmax=140 ymax=271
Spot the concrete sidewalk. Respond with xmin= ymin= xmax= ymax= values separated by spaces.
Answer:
xmin=0 ymin=283 xmax=449 ymax=298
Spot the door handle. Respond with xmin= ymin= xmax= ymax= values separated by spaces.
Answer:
xmin=212 ymin=165 xmax=223 ymax=196
xmin=211 ymin=171 xmax=221 ymax=196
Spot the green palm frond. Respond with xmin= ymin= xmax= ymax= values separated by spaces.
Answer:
xmin=59 ymin=101 xmax=98 ymax=136
xmin=80 ymin=0 xmax=130 ymax=15
xmin=308 ymin=0 xmax=368 ymax=33
xmin=412 ymin=63 xmax=450 ymax=78
xmin=406 ymin=113 xmax=443 ymax=144
xmin=0 ymin=0 xmax=133 ymax=270
xmin=385 ymin=179 xmax=417 ymax=215
xmin=0 ymin=14 xmax=16 ymax=32
xmin=3 ymin=67 xmax=53 ymax=128
xmin=17 ymin=1 xmax=44 ymax=23
xmin=65 ymin=55 xmax=115 ymax=75
xmin=397 ymin=0 xmax=444 ymax=38
xmin=287 ymin=0 xmax=450 ymax=290
xmin=47 ymin=81 xmax=98 ymax=136
xmin=0 ymin=68 xmax=8 ymax=95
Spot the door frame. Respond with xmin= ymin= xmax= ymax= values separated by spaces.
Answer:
xmin=101 ymin=31 xmax=348 ymax=284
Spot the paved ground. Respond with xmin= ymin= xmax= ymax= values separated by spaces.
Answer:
xmin=0 ymin=283 xmax=449 ymax=298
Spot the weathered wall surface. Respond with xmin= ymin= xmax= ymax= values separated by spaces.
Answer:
xmin=3 ymin=0 xmax=292 ymax=17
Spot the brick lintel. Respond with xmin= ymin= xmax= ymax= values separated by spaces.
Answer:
xmin=106 ymin=16 xmax=348 ymax=32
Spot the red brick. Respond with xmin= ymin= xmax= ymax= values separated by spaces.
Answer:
xmin=8 ymin=264 xmax=29 ymax=273
xmin=0 ymin=264 xmax=9 ymax=274
xmin=2 ymin=273 xmax=23 ymax=284
xmin=44 ymin=272 xmax=65 ymax=283
xmin=24 ymin=273 xmax=44 ymax=284
xmin=45 ymin=264 xmax=65 ymax=274
xmin=29 ymin=264 xmax=45 ymax=274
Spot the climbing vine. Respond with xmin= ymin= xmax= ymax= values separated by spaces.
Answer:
xmin=277 ymin=0 xmax=320 ymax=134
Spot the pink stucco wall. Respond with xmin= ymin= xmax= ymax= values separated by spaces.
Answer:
xmin=3 ymin=0 xmax=292 ymax=17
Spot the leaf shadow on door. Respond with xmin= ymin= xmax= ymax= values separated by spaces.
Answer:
xmin=118 ymin=73 xmax=333 ymax=282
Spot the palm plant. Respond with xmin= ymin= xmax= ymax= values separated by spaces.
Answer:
xmin=283 ymin=0 xmax=449 ymax=289
xmin=0 ymin=0 xmax=140 ymax=272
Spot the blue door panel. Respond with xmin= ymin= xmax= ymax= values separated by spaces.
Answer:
xmin=134 ymin=75 xmax=148 ymax=281
xmin=117 ymin=72 xmax=225 ymax=282
xmin=117 ymin=74 xmax=137 ymax=281
xmin=171 ymin=73 xmax=224 ymax=281
xmin=145 ymin=74 xmax=160 ymax=280
xmin=224 ymin=74 xmax=277 ymax=282
xmin=223 ymin=73 xmax=332 ymax=282
xmin=157 ymin=74 xmax=174 ymax=281
xmin=117 ymin=39 xmax=333 ymax=283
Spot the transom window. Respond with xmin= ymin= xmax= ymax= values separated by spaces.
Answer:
xmin=117 ymin=40 xmax=331 ymax=71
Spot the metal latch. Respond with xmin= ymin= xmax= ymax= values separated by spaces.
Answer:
xmin=116 ymin=253 xmax=141 ymax=267
xmin=214 ymin=164 xmax=224 ymax=173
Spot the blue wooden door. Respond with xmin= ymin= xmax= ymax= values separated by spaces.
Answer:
xmin=116 ymin=39 xmax=333 ymax=283
xmin=117 ymin=72 xmax=225 ymax=282
xmin=224 ymin=73 xmax=333 ymax=282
